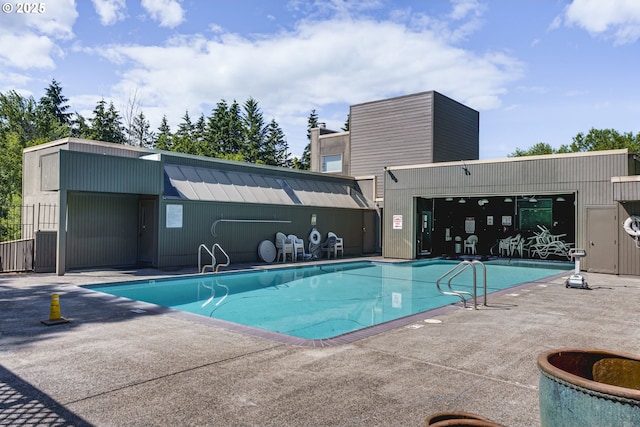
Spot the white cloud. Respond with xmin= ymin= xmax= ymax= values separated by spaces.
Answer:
xmin=0 ymin=33 xmax=57 ymax=69
xmin=141 ymin=0 xmax=185 ymax=28
xmin=0 ymin=0 xmax=76 ymax=72
xmin=87 ymin=7 xmax=521 ymax=155
xmin=562 ymin=0 xmax=640 ymax=44
xmin=91 ymin=0 xmax=127 ymax=26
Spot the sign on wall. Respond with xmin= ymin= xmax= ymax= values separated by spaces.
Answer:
xmin=465 ymin=217 xmax=475 ymax=233
xmin=166 ymin=204 xmax=183 ymax=228
xmin=393 ymin=215 xmax=403 ymax=230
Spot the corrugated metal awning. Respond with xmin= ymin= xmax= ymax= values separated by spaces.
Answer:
xmin=163 ymin=164 xmax=372 ymax=209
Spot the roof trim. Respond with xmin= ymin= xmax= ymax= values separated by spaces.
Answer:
xmin=385 ymin=149 xmax=630 ymax=171
xmin=23 ymin=137 xmax=154 ymax=154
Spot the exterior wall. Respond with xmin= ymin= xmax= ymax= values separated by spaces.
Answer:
xmin=382 ymin=150 xmax=630 ymax=272
xmin=23 ymin=142 xmax=160 ymax=208
xmin=619 ymin=201 xmax=640 ymax=276
xmin=66 ymin=192 xmax=139 ymax=269
xmin=157 ymin=200 xmax=369 ymax=267
xmin=59 ymin=150 xmax=161 ymax=194
xmin=350 ymin=92 xmax=435 ymax=201
xmin=349 ymin=91 xmax=479 ymax=202
xmin=311 ymin=130 xmax=351 ymax=175
xmin=22 ymin=138 xmax=376 ymax=273
xmin=22 ymin=146 xmax=63 ymax=208
xmin=613 ymin=176 xmax=640 ymax=200
xmin=432 ymin=91 xmax=479 ymax=162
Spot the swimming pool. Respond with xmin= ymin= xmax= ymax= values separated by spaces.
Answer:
xmin=85 ymin=259 xmax=571 ymax=343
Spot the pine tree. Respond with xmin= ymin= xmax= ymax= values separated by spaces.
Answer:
xmin=264 ymin=119 xmax=291 ymax=167
xmin=227 ymin=100 xmax=244 ymax=156
xmin=193 ymin=113 xmax=206 ymax=155
xmin=204 ymin=100 xmax=229 ymax=158
xmin=154 ymin=115 xmax=173 ymax=151
xmin=88 ymin=99 xmax=125 ymax=143
xmin=106 ymin=101 xmax=125 ymax=144
xmin=88 ymin=98 xmax=108 ymax=141
xmin=242 ymin=97 xmax=266 ymax=163
xmin=342 ymin=114 xmax=350 ymax=131
xmin=173 ymin=110 xmax=196 ymax=154
xmin=130 ymin=111 xmax=154 ymax=147
xmin=295 ymin=109 xmax=318 ymax=170
xmin=39 ymin=79 xmax=72 ymax=125
xmin=71 ymin=113 xmax=91 ymax=138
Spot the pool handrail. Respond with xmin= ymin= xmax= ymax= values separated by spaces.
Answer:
xmin=436 ymin=260 xmax=487 ymax=310
xmin=198 ymin=243 xmax=230 ymax=273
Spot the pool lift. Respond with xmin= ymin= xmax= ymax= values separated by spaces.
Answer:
xmin=565 ymin=248 xmax=589 ymax=289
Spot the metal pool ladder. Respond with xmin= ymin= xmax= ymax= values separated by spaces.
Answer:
xmin=436 ymin=260 xmax=487 ymax=310
xmin=198 ymin=243 xmax=230 ymax=273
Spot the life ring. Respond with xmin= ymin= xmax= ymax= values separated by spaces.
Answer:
xmin=309 ymin=228 xmax=321 ymax=245
xmin=623 ymin=215 xmax=640 ymax=238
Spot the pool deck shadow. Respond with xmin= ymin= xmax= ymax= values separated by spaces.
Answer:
xmin=1 ymin=258 xmax=639 ymax=426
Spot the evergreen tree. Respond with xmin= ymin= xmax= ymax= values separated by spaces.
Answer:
xmin=88 ymin=99 xmax=108 ymax=141
xmin=129 ymin=111 xmax=154 ymax=147
xmin=227 ymin=100 xmax=244 ymax=156
xmin=204 ymin=100 xmax=229 ymax=157
xmin=173 ymin=110 xmax=196 ymax=154
xmin=295 ymin=109 xmax=318 ymax=170
xmin=306 ymin=109 xmax=318 ymax=141
xmin=342 ymin=114 xmax=350 ymax=131
xmin=39 ymin=79 xmax=72 ymax=125
xmin=264 ymin=119 xmax=291 ymax=167
xmin=88 ymin=99 xmax=125 ymax=143
xmin=106 ymin=102 xmax=125 ymax=144
xmin=71 ymin=113 xmax=91 ymax=138
xmin=193 ymin=113 xmax=206 ymax=155
xmin=242 ymin=97 xmax=266 ymax=163
xmin=154 ymin=115 xmax=173 ymax=151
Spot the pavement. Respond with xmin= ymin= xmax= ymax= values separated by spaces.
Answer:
xmin=1 ymin=260 xmax=640 ymax=427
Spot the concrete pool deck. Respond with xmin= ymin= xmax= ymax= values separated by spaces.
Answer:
xmin=1 ymin=259 xmax=640 ymax=426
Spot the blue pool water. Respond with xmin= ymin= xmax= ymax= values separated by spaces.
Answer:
xmin=86 ymin=259 xmax=571 ymax=340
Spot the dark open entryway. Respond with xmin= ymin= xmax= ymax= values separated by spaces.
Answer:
xmin=416 ymin=193 xmax=576 ymax=260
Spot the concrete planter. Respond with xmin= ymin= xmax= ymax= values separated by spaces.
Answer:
xmin=537 ymin=349 xmax=640 ymax=427
xmin=424 ymin=411 xmax=503 ymax=426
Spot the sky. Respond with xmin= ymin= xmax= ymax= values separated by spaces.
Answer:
xmin=1 ymin=0 xmax=639 ymax=160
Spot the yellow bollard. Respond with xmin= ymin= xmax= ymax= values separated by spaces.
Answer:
xmin=41 ymin=293 xmax=70 ymax=326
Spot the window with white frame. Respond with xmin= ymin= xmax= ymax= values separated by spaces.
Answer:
xmin=321 ymin=154 xmax=342 ymax=173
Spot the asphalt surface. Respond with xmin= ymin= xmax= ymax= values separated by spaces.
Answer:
xmin=1 ymin=261 xmax=639 ymax=426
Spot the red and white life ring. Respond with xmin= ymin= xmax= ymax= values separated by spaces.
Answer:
xmin=623 ymin=215 xmax=640 ymax=238
xmin=309 ymin=228 xmax=321 ymax=245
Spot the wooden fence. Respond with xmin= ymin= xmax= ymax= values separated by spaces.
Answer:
xmin=0 ymin=231 xmax=57 ymax=273
xmin=0 ymin=239 xmax=33 ymax=272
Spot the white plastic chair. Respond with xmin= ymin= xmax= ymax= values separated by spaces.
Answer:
xmin=275 ymin=232 xmax=293 ymax=262
xmin=464 ymin=235 xmax=478 ymax=254
xmin=321 ymin=234 xmax=338 ymax=259
xmin=287 ymin=234 xmax=305 ymax=261
xmin=328 ymin=232 xmax=344 ymax=258
xmin=510 ymin=234 xmax=523 ymax=257
xmin=498 ymin=238 xmax=511 ymax=256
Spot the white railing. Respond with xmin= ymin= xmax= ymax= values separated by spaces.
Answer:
xmin=198 ymin=243 xmax=230 ymax=273
xmin=435 ymin=260 xmax=487 ymax=310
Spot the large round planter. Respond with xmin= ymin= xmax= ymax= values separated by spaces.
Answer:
xmin=424 ymin=411 xmax=503 ymax=426
xmin=537 ymin=348 xmax=640 ymax=427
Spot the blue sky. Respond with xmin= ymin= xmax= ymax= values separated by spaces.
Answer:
xmin=1 ymin=0 xmax=638 ymax=159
